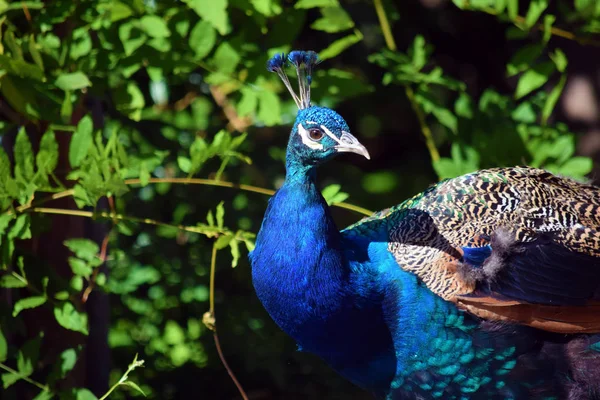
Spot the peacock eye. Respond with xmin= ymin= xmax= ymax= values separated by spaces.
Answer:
xmin=308 ymin=128 xmax=324 ymax=141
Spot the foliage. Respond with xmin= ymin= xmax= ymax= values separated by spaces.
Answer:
xmin=0 ymin=0 xmax=597 ymax=399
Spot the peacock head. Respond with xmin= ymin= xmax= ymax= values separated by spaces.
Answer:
xmin=267 ymin=51 xmax=370 ymax=168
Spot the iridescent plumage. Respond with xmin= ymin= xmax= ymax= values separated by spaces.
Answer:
xmin=251 ymin=51 xmax=600 ymax=399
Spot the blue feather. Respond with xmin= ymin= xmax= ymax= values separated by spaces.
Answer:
xmin=462 ymin=245 xmax=492 ymax=266
xmin=287 ymin=50 xmax=305 ymax=67
xmin=266 ymin=53 xmax=287 ymax=72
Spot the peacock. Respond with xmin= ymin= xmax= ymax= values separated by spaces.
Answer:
xmin=249 ymin=50 xmax=600 ymax=399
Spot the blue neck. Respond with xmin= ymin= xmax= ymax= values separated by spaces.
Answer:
xmin=252 ymin=163 xmax=347 ymax=338
xmin=251 ymin=163 xmax=395 ymax=394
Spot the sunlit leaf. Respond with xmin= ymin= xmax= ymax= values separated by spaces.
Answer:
xmin=185 ymin=0 xmax=229 ymax=35
xmin=0 ymin=328 xmax=6 ymax=362
xmin=311 ymin=6 xmax=354 ymax=32
xmin=13 ymin=295 xmax=47 ymax=317
xmin=319 ymin=30 xmax=362 ymax=60
xmin=14 ymin=128 xmax=34 ymax=183
xmin=69 ymin=115 xmax=94 ymax=167
xmin=55 ymin=72 xmax=91 ymax=91
xmin=189 ymin=20 xmax=216 ymax=59
xmin=54 ymin=302 xmax=89 ymax=335
xmin=295 ymin=0 xmax=337 ymax=8
xmin=514 ymin=61 xmax=555 ymax=99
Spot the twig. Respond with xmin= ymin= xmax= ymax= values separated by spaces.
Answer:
xmin=373 ymin=0 xmax=441 ymax=164
xmin=404 ymin=86 xmax=440 ymax=163
xmin=209 ymin=86 xmax=252 ymax=132
xmin=0 ymin=362 xmax=50 ymax=392
xmin=6 ymin=178 xmax=373 ymax=217
xmin=476 ymin=6 xmax=600 ymax=47
xmin=204 ymin=245 xmax=249 ymax=400
xmin=374 ymin=0 xmax=397 ymax=51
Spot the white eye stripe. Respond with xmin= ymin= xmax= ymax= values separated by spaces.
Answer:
xmin=321 ymin=125 xmax=343 ymax=145
xmin=298 ymin=124 xmax=324 ymax=150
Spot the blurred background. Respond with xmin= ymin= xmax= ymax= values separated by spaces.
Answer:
xmin=0 ymin=0 xmax=599 ymax=399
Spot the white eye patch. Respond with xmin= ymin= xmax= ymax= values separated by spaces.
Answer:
xmin=298 ymin=124 xmax=324 ymax=150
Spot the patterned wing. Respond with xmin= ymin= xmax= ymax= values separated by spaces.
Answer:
xmin=345 ymin=167 xmax=600 ymax=333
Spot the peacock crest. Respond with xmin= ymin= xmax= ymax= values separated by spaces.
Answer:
xmin=267 ymin=51 xmax=321 ymax=110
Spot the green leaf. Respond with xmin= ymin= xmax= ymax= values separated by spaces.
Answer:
xmin=9 ymin=215 xmax=31 ymax=240
xmin=189 ymin=20 xmax=216 ymax=59
xmin=0 ymin=273 xmax=27 ymax=288
xmin=54 ymin=302 xmax=89 ymax=335
xmin=28 ymin=35 xmax=44 ymax=71
xmin=64 ymin=238 xmax=99 ymax=261
xmin=13 ymin=295 xmax=47 ymax=317
xmin=122 ymin=380 xmax=146 ymax=396
xmin=0 ymin=54 xmax=44 ymax=81
xmin=177 ymin=156 xmax=191 ymax=173
xmin=0 ymin=214 xmax=13 ymax=236
xmin=138 ymin=15 xmax=171 ymax=38
xmin=75 ymin=388 xmax=98 ymax=400
xmin=206 ymin=210 xmax=215 ymax=227
xmin=257 ymin=90 xmax=281 ymax=126
xmin=237 ymin=87 xmax=258 ymax=117
xmin=17 ymin=335 xmax=41 ymax=377
xmin=216 ymin=201 xmax=225 ymax=228
xmin=550 ymin=48 xmax=568 ymax=72
xmin=61 ymin=90 xmax=73 ymax=122
xmin=321 ymin=184 xmax=349 ymax=205
xmin=185 ymin=0 xmax=229 ymax=35
xmin=311 ymin=7 xmax=354 ymax=33
xmin=0 ymin=328 xmax=6 ymax=362
xmin=507 ymin=0 xmax=518 ymax=20
xmin=506 ymin=44 xmax=544 ymax=77
xmin=32 ymin=390 xmax=53 ymax=400
xmin=319 ymin=30 xmax=363 ymax=60
xmin=68 ymin=257 xmax=92 ymax=277
xmin=69 ymin=115 xmax=93 ymax=167
xmin=542 ymin=14 xmax=555 ymax=43
xmin=229 ymin=239 xmax=240 ymax=267
xmin=295 ymin=0 xmax=338 ymax=8
xmin=70 ymin=28 xmax=92 ymax=60
xmin=2 ymin=372 xmax=19 ymax=389
xmin=36 ymin=130 xmax=59 ymax=176
xmin=164 ymin=320 xmax=185 ymax=344
xmin=556 ymin=157 xmax=593 ymax=179
xmin=514 ymin=61 xmax=555 ymax=99
xmin=14 ymin=127 xmax=34 ymax=183
xmin=57 ymin=348 xmax=78 ymax=379
xmin=524 ymin=0 xmax=548 ymax=28
xmin=118 ymin=21 xmax=147 ymax=56
xmin=541 ymin=74 xmax=566 ymax=125
xmin=55 ymin=72 xmax=92 ymax=91
xmin=454 ymin=92 xmax=473 ymax=118
xmin=215 ymin=234 xmax=232 ymax=249
xmin=211 ymin=42 xmax=240 ymax=74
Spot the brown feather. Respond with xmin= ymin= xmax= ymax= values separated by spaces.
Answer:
xmin=456 ymin=295 xmax=600 ymax=333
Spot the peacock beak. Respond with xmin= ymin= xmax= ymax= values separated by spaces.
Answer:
xmin=335 ymin=131 xmax=371 ymax=160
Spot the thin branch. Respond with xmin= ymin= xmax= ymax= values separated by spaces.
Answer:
xmin=374 ymin=0 xmax=397 ymax=51
xmin=404 ymin=86 xmax=440 ymax=163
xmin=205 ymin=245 xmax=249 ymax=400
xmin=476 ymin=6 xmax=600 ymax=47
xmin=0 ymin=362 xmax=50 ymax=392
xmin=373 ymin=0 xmax=440 ymax=164
xmin=209 ymin=86 xmax=252 ymax=133
xmin=26 ymin=207 xmax=232 ymax=237
xmin=7 ymin=179 xmax=374 ymax=218
xmin=213 ymin=332 xmax=249 ymax=400
xmin=123 ymin=178 xmax=374 ymax=216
